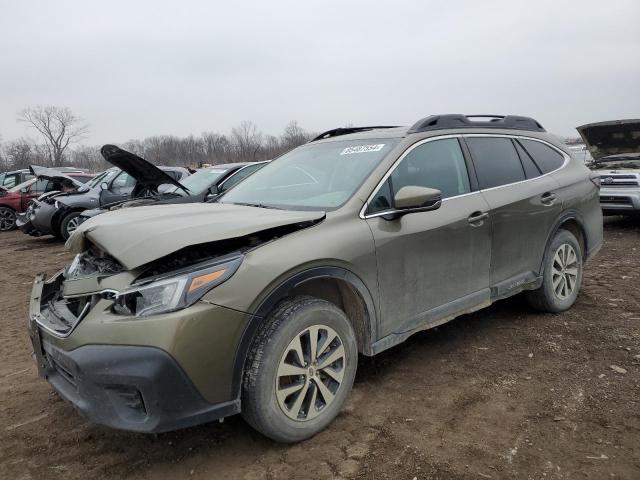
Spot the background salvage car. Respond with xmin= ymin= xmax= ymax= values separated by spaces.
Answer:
xmin=28 ymin=114 xmax=602 ymax=443
xmin=578 ymin=119 xmax=640 ymax=215
xmin=22 ymin=146 xmax=191 ymax=239
xmin=0 ymin=167 xmax=93 ymax=231
xmin=77 ymin=150 xmax=268 ymax=225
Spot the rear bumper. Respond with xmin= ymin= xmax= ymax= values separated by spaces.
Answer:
xmin=29 ymin=333 xmax=239 ymax=432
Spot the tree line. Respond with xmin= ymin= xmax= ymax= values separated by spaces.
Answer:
xmin=0 ymin=106 xmax=316 ymax=172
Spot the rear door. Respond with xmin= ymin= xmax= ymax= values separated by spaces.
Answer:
xmin=365 ymin=137 xmax=492 ymax=338
xmin=464 ymin=135 xmax=563 ymax=292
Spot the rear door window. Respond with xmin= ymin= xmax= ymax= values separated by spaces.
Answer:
xmin=519 ymin=139 xmax=565 ymax=173
xmin=513 ymin=140 xmax=542 ymax=179
xmin=466 ymin=137 xmax=525 ymax=189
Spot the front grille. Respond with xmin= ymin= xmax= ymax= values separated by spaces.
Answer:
xmin=600 ymin=196 xmax=633 ymax=205
xmin=599 ymin=174 xmax=639 ymax=187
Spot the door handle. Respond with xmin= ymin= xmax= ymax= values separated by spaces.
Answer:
xmin=541 ymin=192 xmax=556 ymax=206
xmin=468 ymin=211 xmax=489 ymax=226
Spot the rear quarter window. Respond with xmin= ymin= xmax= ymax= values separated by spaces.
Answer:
xmin=519 ymin=139 xmax=565 ymax=174
xmin=466 ymin=137 xmax=526 ymax=189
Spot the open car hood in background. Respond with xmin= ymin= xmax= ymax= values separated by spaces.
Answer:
xmin=577 ymin=119 xmax=640 ymax=160
xmin=28 ymin=165 xmax=86 ymax=188
xmin=100 ymin=144 xmax=188 ymax=192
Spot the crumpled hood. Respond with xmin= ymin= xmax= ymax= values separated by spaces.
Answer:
xmin=577 ymin=119 xmax=640 ymax=160
xmin=66 ymin=202 xmax=325 ymax=269
xmin=29 ymin=165 xmax=86 ymax=188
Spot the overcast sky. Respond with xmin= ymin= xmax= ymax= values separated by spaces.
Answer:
xmin=1 ymin=0 xmax=639 ymax=145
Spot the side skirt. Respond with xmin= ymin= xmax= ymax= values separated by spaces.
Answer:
xmin=370 ymin=272 xmax=542 ymax=356
xmin=371 ymin=289 xmax=490 ymax=355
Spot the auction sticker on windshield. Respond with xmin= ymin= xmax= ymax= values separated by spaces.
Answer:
xmin=340 ymin=144 xmax=385 ymax=155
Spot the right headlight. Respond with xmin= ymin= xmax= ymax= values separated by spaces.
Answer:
xmin=112 ymin=255 xmax=243 ymax=318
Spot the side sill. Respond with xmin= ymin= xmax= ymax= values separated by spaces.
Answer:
xmin=490 ymin=271 xmax=542 ymax=302
xmin=371 ymin=289 xmax=491 ymax=355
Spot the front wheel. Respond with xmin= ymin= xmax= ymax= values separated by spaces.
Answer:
xmin=0 ymin=207 xmax=16 ymax=231
xmin=526 ymin=229 xmax=583 ymax=313
xmin=242 ymin=296 xmax=358 ymax=442
xmin=60 ymin=211 xmax=82 ymax=240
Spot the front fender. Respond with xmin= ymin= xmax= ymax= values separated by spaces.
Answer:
xmin=229 ymin=266 xmax=378 ymax=400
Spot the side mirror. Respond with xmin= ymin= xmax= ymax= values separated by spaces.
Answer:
xmin=383 ymin=186 xmax=442 ymax=220
xmin=20 ymin=187 xmax=29 ymax=194
xmin=205 ymin=185 xmax=219 ymax=199
xmin=100 ymin=182 xmax=109 ymax=191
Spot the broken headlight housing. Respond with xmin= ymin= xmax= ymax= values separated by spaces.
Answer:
xmin=112 ymin=256 xmax=243 ymax=317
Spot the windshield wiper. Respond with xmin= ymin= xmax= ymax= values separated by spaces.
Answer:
xmin=232 ymin=202 xmax=281 ymax=210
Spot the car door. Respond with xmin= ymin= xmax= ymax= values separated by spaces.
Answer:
xmin=365 ymin=137 xmax=492 ymax=339
xmin=464 ymin=135 xmax=563 ymax=292
xmin=100 ymin=171 xmax=135 ymax=205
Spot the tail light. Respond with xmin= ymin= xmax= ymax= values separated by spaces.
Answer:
xmin=589 ymin=172 xmax=601 ymax=189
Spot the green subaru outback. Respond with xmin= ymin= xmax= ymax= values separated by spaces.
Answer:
xmin=28 ymin=114 xmax=603 ymax=442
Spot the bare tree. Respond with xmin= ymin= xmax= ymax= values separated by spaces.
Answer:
xmin=231 ymin=120 xmax=263 ymax=161
xmin=18 ymin=106 xmax=88 ymax=167
xmin=281 ymin=120 xmax=311 ymax=150
xmin=2 ymin=138 xmax=48 ymax=170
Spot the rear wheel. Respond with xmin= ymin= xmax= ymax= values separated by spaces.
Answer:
xmin=527 ymin=229 xmax=583 ymax=312
xmin=0 ymin=207 xmax=16 ymax=231
xmin=242 ymin=296 xmax=358 ymax=442
xmin=60 ymin=211 xmax=82 ymax=239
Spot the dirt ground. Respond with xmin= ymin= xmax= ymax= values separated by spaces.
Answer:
xmin=1 ymin=217 xmax=639 ymax=480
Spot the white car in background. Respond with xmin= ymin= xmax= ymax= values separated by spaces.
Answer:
xmin=579 ymin=119 xmax=640 ymax=215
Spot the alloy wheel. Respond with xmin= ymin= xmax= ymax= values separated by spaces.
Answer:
xmin=551 ymin=243 xmax=579 ymax=300
xmin=275 ymin=324 xmax=346 ymax=421
xmin=0 ymin=208 xmax=16 ymax=231
xmin=66 ymin=216 xmax=80 ymax=236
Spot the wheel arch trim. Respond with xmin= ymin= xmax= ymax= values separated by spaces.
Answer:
xmin=540 ymin=209 xmax=588 ymax=273
xmin=231 ymin=266 xmax=378 ymax=400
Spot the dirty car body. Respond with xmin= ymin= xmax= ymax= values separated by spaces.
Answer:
xmin=25 ymin=145 xmax=190 ymax=239
xmin=29 ymin=115 xmax=603 ymax=439
xmin=578 ymin=119 xmax=640 ymax=214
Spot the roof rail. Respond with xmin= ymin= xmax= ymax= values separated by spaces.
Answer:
xmin=310 ymin=126 xmax=399 ymax=142
xmin=407 ymin=114 xmax=545 ymax=134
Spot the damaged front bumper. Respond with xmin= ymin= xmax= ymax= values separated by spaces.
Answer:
xmin=28 ymin=273 xmax=250 ymax=432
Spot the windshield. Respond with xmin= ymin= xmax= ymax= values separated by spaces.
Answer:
xmin=9 ymin=178 xmax=36 ymax=193
xmin=220 ymin=139 xmax=398 ymax=210
xmin=165 ymin=167 xmax=230 ymax=195
xmin=77 ymin=170 xmax=117 ymax=192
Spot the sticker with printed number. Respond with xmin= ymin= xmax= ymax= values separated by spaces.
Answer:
xmin=340 ymin=144 xmax=385 ymax=155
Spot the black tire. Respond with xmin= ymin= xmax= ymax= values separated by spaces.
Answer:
xmin=0 ymin=207 xmax=16 ymax=231
xmin=242 ymin=296 xmax=358 ymax=443
xmin=60 ymin=211 xmax=82 ymax=240
xmin=526 ymin=229 xmax=583 ymax=313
